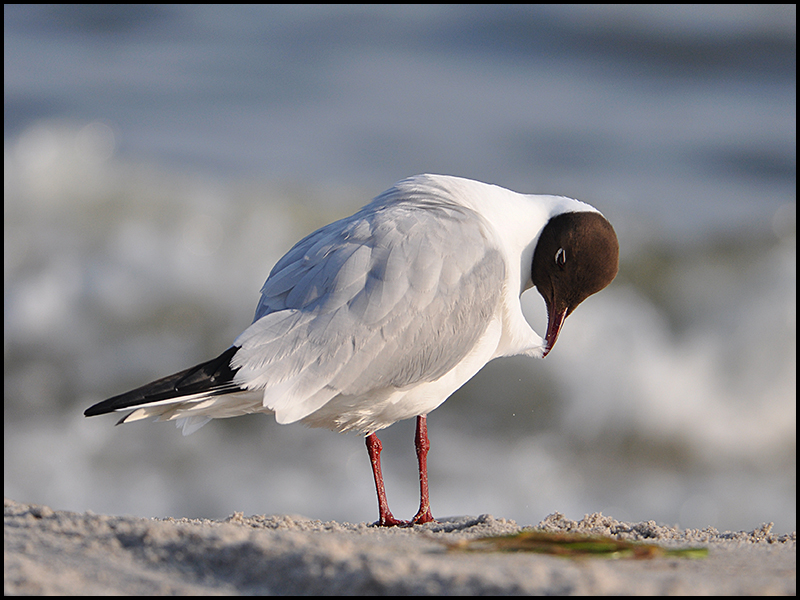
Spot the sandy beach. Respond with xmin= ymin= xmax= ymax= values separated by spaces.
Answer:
xmin=4 ymin=498 xmax=794 ymax=595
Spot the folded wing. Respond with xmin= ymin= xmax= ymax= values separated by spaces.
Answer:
xmin=233 ymin=197 xmax=506 ymax=424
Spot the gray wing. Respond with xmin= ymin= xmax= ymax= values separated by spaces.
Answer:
xmin=232 ymin=198 xmax=505 ymax=424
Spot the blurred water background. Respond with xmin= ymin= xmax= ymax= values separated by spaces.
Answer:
xmin=4 ymin=5 xmax=795 ymax=532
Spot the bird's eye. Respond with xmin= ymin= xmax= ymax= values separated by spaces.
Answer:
xmin=555 ymin=248 xmax=566 ymax=266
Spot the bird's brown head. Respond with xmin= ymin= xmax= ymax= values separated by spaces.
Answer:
xmin=531 ymin=211 xmax=619 ymax=356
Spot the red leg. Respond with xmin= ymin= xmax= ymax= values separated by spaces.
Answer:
xmin=365 ymin=433 xmax=407 ymax=527
xmin=411 ymin=415 xmax=435 ymax=524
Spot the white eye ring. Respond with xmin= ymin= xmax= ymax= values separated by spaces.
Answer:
xmin=555 ymin=248 xmax=566 ymax=266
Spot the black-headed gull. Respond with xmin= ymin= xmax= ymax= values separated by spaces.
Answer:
xmin=85 ymin=174 xmax=619 ymax=526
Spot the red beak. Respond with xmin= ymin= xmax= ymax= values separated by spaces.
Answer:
xmin=542 ymin=304 xmax=569 ymax=357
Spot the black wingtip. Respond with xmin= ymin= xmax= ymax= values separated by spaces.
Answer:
xmin=84 ymin=346 xmax=241 ymax=417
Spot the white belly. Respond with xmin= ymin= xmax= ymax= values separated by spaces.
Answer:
xmin=299 ymin=317 xmax=504 ymax=433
